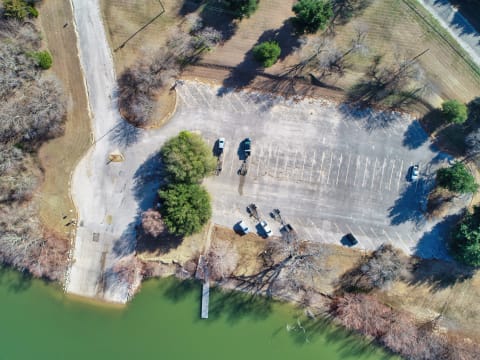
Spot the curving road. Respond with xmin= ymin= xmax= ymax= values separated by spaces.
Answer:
xmin=417 ymin=0 xmax=480 ymax=67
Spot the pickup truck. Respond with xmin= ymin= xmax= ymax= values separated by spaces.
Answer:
xmin=260 ymin=220 xmax=272 ymax=237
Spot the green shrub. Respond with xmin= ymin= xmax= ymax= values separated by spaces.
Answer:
xmin=32 ymin=51 xmax=53 ymax=70
xmin=160 ymin=131 xmax=216 ymax=184
xmin=253 ymin=41 xmax=281 ymax=67
xmin=3 ymin=0 xmax=38 ymax=20
xmin=441 ymin=99 xmax=468 ymax=124
xmin=436 ymin=162 xmax=478 ymax=194
xmin=451 ymin=206 xmax=480 ymax=267
xmin=223 ymin=0 xmax=259 ymax=19
xmin=158 ymin=183 xmax=212 ymax=236
xmin=291 ymin=0 xmax=333 ymax=34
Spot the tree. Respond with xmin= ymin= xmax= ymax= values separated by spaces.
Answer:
xmin=158 ymin=183 xmax=212 ymax=236
xmin=223 ymin=0 xmax=259 ymax=19
xmin=141 ymin=208 xmax=165 ymax=237
xmin=160 ymin=131 xmax=216 ymax=184
xmin=206 ymin=240 xmax=239 ymax=280
xmin=451 ymin=206 xmax=480 ymax=266
xmin=333 ymin=0 xmax=371 ymax=24
xmin=253 ymin=41 xmax=281 ymax=67
xmin=339 ymin=244 xmax=410 ymax=292
xmin=291 ymin=0 xmax=333 ymax=34
xmin=436 ymin=162 xmax=478 ymax=194
xmin=441 ymin=99 xmax=468 ymax=124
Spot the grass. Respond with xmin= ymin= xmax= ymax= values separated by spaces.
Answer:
xmin=36 ymin=0 xmax=91 ymax=236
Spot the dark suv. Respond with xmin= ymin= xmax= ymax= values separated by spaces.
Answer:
xmin=345 ymin=233 xmax=358 ymax=246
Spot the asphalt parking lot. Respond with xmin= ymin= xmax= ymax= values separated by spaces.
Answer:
xmin=175 ymin=81 xmax=453 ymax=258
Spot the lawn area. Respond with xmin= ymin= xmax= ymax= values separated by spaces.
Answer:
xmin=36 ymin=0 xmax=92 ymax=237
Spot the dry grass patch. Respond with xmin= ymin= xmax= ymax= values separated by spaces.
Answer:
xmin=36 ymin=0 xmax=91 ymax=236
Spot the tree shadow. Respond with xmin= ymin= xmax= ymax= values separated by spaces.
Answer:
xmin=402 ymin=120 xmax=429 ymax=150
xmin=218 ymin=20 xmax=301 ymax=95
xmin=179 ymin=0 xmax=203 ymax=16
xmin=388 ymin=177 xmax=434 ymax=226
xmin=339 ymin=103 xmax=405 ymax=132
xmin=413 ymin=213 xmax=463 ymax=260
xmin=130 ymin=152 xmax=184 ymax=255
xmin=112 ymin=222 xmax=137 ymax=258
xmin=408 ymin=257 xmax=475 ymax=291
xmin=108 ymin=119 xmax=142 ymax=148
xmin=0 ymin=266 xmax=33 ymax=293
xmin=163 ymin=278 xmax=200 ymax=303
xmin=200 ymin=0 xmax=238 ymax=42
xmin=209 ymin=287 xmax=273 ymax=323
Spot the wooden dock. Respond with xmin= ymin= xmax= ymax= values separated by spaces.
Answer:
xmin=201 ymin=281 xmax=210 ymax=319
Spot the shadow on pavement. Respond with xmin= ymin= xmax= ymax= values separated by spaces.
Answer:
xmin=413 ymin=212 xmax=463 ymax=260
xmin=402 ymin=120 xmax=429 ymax=149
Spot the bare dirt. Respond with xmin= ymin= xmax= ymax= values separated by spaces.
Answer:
xmin=36 ymin=0 xmax=92 ymax=237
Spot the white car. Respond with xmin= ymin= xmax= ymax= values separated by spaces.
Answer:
xmin=238 ymin=220 xmax=249 ymax=234
xmin=218 ymin=138 xmax=225 ymax=151
xmin=410 ymin=164 xmax=419 ymax=181
xmin=260 ymin=220 xmax=272 ymax=237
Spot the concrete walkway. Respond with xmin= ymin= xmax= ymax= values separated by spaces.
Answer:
xmin=417 ymin=0 xmax=480 ymax=67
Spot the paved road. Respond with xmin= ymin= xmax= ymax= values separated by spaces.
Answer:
xmin=418 ymin=0 xmax=480 ymax=66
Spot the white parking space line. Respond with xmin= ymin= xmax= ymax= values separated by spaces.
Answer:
xmin=353 ymin=155 xmax=361 ymax=186
xmin=229 ymin=147 xmax=235 ymax=175
xmin=181 ymin=85 xmax=201 ymax=107
xmin=309 ymin=151 xmax=316 ymax=183
xmin=232 ymin=93 xmax=249 ymax=113
xmin=370 ymin=157 xmax=378 ymax=189
xmin=283 ymin=152 xmax=290 ymax=180
xmin=393 ymin=230 xmax=411 ymax=254
xmin=176 ymin=90 xmax=189 ymax=107
xmin=356 ymin=225 xmax=376 ymax=248
xmin=336 ymin=153 xmax=343 ymax=185
xmin=396 ymin=159 xmax=404 ymax=190
xmin=326 ymin=152 xmax=334 ymax=185
xmin=255 ymin=146 xmax=262 ymax=177
xmin=380 ymin=158 xmax=387 ymax=189
xmin=301 ymin=152 xmax=307 ymax=181
xmin=273 ymin=147 xmax=280 ymax=178
xmin=191 ymin=85 xmax=212 ymax=109
xmin=291 ymin=150 xmax=298 ymax=180
xmin=382 ymin=229 xmax=395 ymax=246
xmin=344 ymin=154 xmax=352 ymax=185
xmin=388 ymin=159 xmax=396 ymax=191
xmin=362 ymin=156 xmax=370 ymax=188
xmin=318 ymin=152 xmax=325 ymax=183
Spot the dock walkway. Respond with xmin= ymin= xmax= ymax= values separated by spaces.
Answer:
xmin=201 ymin=281 xmax=210 ymax=319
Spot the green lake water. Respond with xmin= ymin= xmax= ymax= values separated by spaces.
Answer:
xmin=0 ymin=268 xmax=398 ymax=360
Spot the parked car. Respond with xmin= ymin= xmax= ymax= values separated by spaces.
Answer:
xmin=260 ymin=220 xmax=272 ymax=237
xmin=244 ymin=138 xmax=251 ymax=157
xmin=238 ymin=220 xmax=249 ymax=235
xmin=410 ymin=164 xmax=419 ymax=181
xmin=218 ymin=138 xmax=225 ymax=152
xmin=344 ymin=233 xmax=358 ymax=246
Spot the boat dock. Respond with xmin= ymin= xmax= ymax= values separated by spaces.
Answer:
xmin=201 ymin=280 xmax=210 ymax=319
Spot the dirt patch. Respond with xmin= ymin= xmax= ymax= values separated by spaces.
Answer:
xmin=36 ymin=0 xmax=91 ymax=236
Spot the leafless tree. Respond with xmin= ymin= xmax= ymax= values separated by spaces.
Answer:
xmin=206 ymin=240 xmax=239 ymax=281
xmin=234 ymin=236 xmax=330 ymax=297
xmin=141 ymin=208 xmax=165 ymax=237
xmin=286 ymin=27 xmax=368 ymax=79
xmin=117 ymin=49 xmax=178 ymax=125
xmin=332 ymin=0 xmax=372 ymax=25
xmin=339 ymin=243 xmax=411 ymax=292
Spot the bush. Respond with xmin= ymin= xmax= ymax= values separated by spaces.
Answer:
xmin=223 ymin=0 xmax=259 ymax=19
xmin=158 ymin=183 xmax=212 ymax=236
xmin=436 ymin=162 xmax=478 ymax=194
xmin=160 ymin=131 xmax=216 ymax=184
xmin=3 ymin=0 xmax=38 ymax=20
xmin=253 ymin=41 xmax=281 ymax=67
xmin=31 ymin=50 xmax=53 ymax=69
xmin=441 ymin=99 xmax=468 ymax=124
xmin=291 ymin=0 xmax=333 ymax=34
xmin=451 ymin=206 xmax=480 ymax=267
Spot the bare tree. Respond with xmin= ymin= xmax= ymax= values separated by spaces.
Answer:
xmin=339 ymin=243 xmax=410 ymax=292
xmin=234 ymin=236 xmax=330 ymax=297
xmin=141 ymin=208 xmax=165 ymax=237
xmin=206 ymin=240 xmax=239 ymax=281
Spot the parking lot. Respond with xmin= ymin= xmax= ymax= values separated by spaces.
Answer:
xmin=175 ymin=81 xmax=452 ymax=258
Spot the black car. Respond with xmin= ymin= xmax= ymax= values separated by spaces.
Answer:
xmin=345 ymin=233 xmax=358 ymax=246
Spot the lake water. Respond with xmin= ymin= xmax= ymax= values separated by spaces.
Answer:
xmin=0 ymin=268 xmax=397 ymax=359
